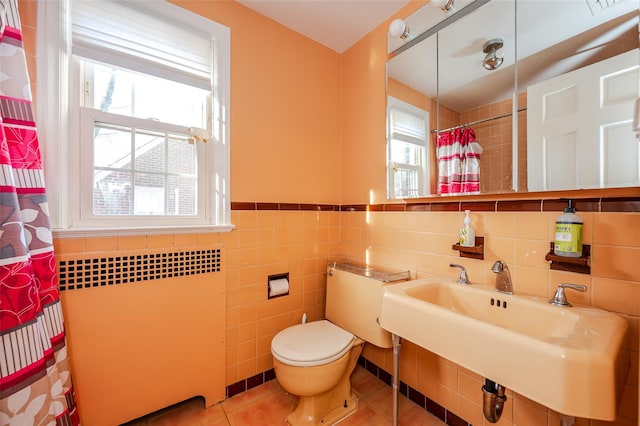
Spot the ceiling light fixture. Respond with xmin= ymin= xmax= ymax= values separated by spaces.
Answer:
xmin=389 ymin=18 xmax=411 ymax=40
xmin=482 ymin=38 xmax=504 ymax=70
xmin=431 ymin=0 xmax=456 ymax=13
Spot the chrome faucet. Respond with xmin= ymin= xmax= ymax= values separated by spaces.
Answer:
xmin=491 ymin=260 xmax=513 ymax=294
xmin=549 ymin=283 xmax=587 ymax=307
xmin=449 ymin=263 xmax=470 ymax=285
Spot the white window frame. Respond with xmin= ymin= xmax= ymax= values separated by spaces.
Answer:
xmin=37 ymin=0 xmax=233 ymax=237
xmin=387 ymin=96 xmax=430 ymax=199
xmin=79 ymin=107 xmax=206 ymax=226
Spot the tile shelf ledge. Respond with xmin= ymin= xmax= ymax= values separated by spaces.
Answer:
xmin=403 ymin=186 xmax=640 ymax=204
xmin=452 ymin=236 xmax=485 ymax=260
xmin=230 ymin=189 xmax=639 ymax=213
xmin=545 ymin=242 xmax=591 ymax=275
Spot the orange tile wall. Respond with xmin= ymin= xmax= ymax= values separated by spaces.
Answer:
xmin=340 ymin=209 xmax=639 ymax=426
xmin=457 ymin=92 xmax=529 ymax=194
xmin=341 ymin=1 xmax=638 ymax=424
xmin=19 ymin=0 xmax=638 ymax=425
xmin=460 ymin=98 xmax=515 ymax=194
xmin=221 ymin=209 xmax=341 ymax=383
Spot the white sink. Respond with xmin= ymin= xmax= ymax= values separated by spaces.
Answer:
xmin=379 ymin=277 xmax=628 ymax=420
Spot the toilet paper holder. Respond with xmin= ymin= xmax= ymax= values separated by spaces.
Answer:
xmin=268 ymin=273 xmax=290 ymax=299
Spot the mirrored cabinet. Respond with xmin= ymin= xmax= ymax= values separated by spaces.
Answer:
xmin=386 ymin=0 xmax=639 ymax=200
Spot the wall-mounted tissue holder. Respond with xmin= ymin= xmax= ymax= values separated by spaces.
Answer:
xmin=268 ymin=273 xmax=289 ymax=299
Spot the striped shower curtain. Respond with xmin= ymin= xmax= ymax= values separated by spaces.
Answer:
xmin=436 ymin=127 xmax=483 ymax=195
xmin=0 ymin=1 xmax=80 ymax=424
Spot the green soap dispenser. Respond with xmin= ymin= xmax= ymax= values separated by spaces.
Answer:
xmin=554 ymin=199 xmax=583 ymax=258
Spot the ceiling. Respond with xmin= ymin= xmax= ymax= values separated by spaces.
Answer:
xmin=235 ymin=0 xmax=410 ymax=53
xmin=235 ymin=0 xmax=639 ymax=112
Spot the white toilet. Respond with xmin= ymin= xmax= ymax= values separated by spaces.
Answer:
xmin=271 ymin=263 xmax=400 ymax=425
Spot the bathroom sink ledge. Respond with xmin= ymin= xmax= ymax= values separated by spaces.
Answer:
xmin=379 ymin=277 xmax=629 ymax=420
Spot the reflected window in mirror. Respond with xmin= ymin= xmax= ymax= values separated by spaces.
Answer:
xmin=387 ymin=97 xmax=430 ymax=199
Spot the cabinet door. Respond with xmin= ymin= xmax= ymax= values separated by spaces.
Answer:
xmin=527 ymin=49 xmax=639 ymax=191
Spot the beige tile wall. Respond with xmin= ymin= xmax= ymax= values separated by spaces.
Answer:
xmin=220 ymin=209 xmax=341 ymax=385
xmin=53 ymin=208 xmax=638 ymax=425
xmin=340 ymin=209 xmax=639 ymax=426
xmin=460 ymin=97 xmax=517 ymax=194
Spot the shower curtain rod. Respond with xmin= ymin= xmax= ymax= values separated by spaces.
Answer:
xmin=432 ymin=108 xmax=527 ymax=134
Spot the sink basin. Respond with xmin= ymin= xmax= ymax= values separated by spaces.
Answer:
xmin=404 ymin=282 xmax=581 ymax=340
xmin=379 ymin=277 xmax=628 ymax=420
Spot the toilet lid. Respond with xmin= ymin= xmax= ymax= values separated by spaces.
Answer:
xmin=271 ymin=320 xmax=355 ymax=367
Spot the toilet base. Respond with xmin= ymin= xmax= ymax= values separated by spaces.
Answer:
xmin=286 ymin=380 xmax=358 ymax=426
xmin=282 ymin=342 xmax=364 ymax=426
xmin=320 ymin=392 xmax=358 ymax=425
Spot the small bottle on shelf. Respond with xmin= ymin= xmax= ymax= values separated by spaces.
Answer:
xmin=459 ymin=210 xmax=475 ymax=247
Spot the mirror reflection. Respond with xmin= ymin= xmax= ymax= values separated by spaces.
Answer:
xmin=386 ymin=0 xmax=639 ymax=199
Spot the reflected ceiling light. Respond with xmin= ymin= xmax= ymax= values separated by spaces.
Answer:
xmin=482 ymin=38 xmax=504 ymax=70
xmin=389 ymin=18 xmax=410 ymax=40
xmin=431 ymin=0 xmax=455 ymax=13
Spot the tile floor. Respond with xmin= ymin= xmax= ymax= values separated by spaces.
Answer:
xmin=124 ymin=366 xmax=447 ymax=425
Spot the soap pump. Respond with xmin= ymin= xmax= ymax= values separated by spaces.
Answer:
xmin=554 ymin=199 xmax=583 ymax=258
xmin=459 ymin=210 xmax=475 ymax=247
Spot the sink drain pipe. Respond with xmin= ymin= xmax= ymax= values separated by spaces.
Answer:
xmin=391 ymin=333 xmax=401 ymax=426
xmin=482 ymin=379 xmax=507 ymax=423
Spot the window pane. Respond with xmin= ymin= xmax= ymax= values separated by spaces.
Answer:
xmin=93 ymin=170 xmax=132 ymax=215
xmin=92 ymin=123 xmax=198 ymax=217
xmin=389 ymin=140 xmax=424 ymax=166
xmin=393 ymin=169 xmax=419 ymax=198
xmin=94 ymin=66 xmax=134 ymax=117
xmin=168 ymin=175 xmax=197 ymax=215
xmin=168 ymin=137 xmax=196 ymax=175
xmin=135 ymin=132 xmax=166 ymax=173
xmin=91 ymin=62 xmax=209 ymax=128
xmin=94 ymin=125 xmax=132 ymax=169
xmin=134 ymin=173 xmax=165 ymax=215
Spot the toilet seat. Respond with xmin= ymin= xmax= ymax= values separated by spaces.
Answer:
xmin=271 ymin=320 xmax=355 ymax=367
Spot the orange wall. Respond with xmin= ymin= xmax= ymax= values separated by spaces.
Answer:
xmin=340 ymin=1 xmax=425 ymax=205
xmin=170 ymin=0 xmax=342 ymax=205
xmin=340 ymin=2 xmax=638 ymax=425
xmin=18 ymin=0 xmax=639 ymax=425
xmin=17 ymin=0 xmax=37 ymax=99
xmin=19 ymin=0 xmax=342 ymax=204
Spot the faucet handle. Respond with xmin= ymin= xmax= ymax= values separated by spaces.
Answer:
xmin=549 ymin=283 xmax=587 ymax=307
xmin=449 ymin=263 xmax=470 ymax=285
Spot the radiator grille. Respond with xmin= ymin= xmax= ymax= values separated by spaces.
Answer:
xmin=57 ymin=248 xmax=221 ymax=291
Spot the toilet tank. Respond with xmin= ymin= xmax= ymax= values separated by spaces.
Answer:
xmin=325 ymin=262 xmax=409 ymax=349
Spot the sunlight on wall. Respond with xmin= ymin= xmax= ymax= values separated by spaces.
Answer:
xmin=366 ymin=189 xmax=374 ymax=225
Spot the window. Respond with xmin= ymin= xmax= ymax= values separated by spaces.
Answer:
xmin=80 ymin=63 xmax=207 ymax=220
xmin=37 ymin=0 xmax=232 ymax=235
xmin=387 ymin=97 xmax=430 ymax=199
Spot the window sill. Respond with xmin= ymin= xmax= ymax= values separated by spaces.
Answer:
xmin=52 ymin=224 xmax=235 ymax=239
